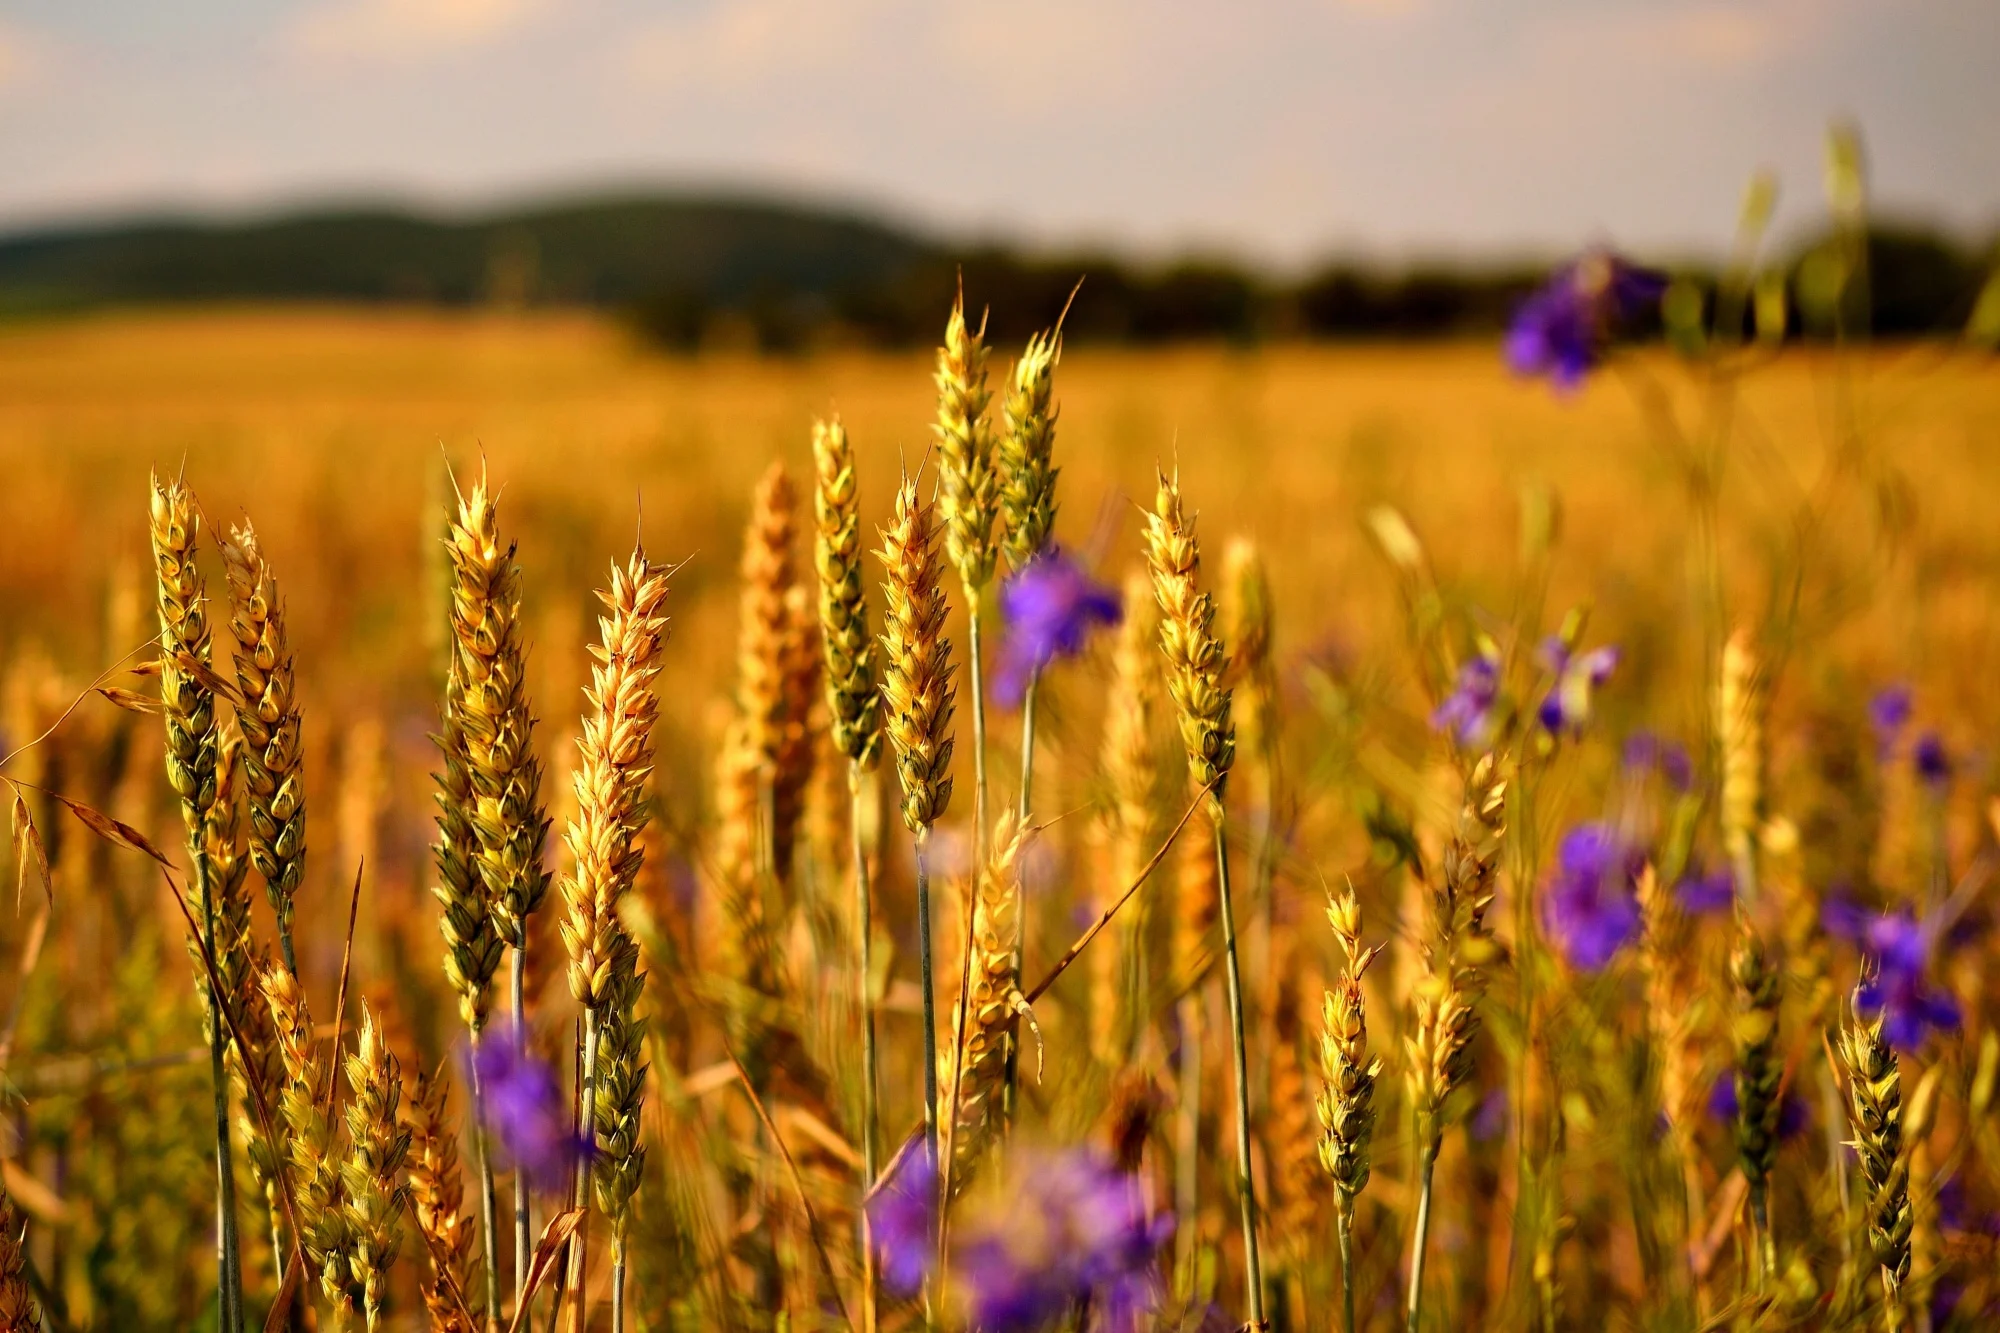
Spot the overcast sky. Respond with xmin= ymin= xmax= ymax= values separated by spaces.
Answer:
xmin=1 ymin=0 xmax=1995 ymax=264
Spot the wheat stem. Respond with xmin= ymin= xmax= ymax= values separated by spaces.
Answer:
xmin=510 ymin=952 xmax=531 ymax=1333
xmin=1212 ymin=814 xmax=1265 ymax=1327
xmin=1408 ymin=1144 xmax=1439 ymax=1330
xmin=851 ymin=762 xmax=880 ymax=1331
xmin=466 ymin=1018 xmax=502 ymax=1324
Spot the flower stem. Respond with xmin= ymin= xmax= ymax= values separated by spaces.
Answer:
xmin=1408 ymin=1143 xmax=1439 ymax=1332
xmin=466 ymin=1017 xmax=503 ymax=1326
xmin=851 ymin=762 xmax=880 ymax=1333
xmin=1212 ymin=813 xmax=1264 ymax=1329
xmin=966 ymin=593 xmax=990 ymax=879
xmin=999 ymin=664 xmax=1040 ymax=1142
xmin=511 ymin=949 xmax=533 ymax=1333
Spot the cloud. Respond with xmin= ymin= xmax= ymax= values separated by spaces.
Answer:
xmin=285 ymin=0 xmax=549 ymax=64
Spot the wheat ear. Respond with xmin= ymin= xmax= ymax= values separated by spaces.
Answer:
xmin=812 ymin=412 xmax=885 ymax=1325
xmin=878 ymin=469 xmax=956 ymax=1196
xmin=262 ymin=961 xmax=354 ymax=1325
xmin=218 ymin=519 xmax=307 ymax=978
xmin=0 ymin=1177 xmax=41 ymax=1333
xmin=1319 ymin=885 xmax=1383 ymax=1333
xmin=1836 ymin=977 xmax=1912 ymax=1331
xmin=1143 ymin=466 xmax=1262 ymax=1326
xmin=1404 ymin=754 xmax=1503 ymax=1332
xmin=1093 ymin=571 xmax=1160 ymax=1067
xmin=149 ymin=472 xmax=246 ymax=1333
xmin=560 ymin=547 xmax=671 ymax=1326
xmin=341 ymin=1009 xmax=411 ymax=1332
xmin=1731 ymin=910 xmax=1783 ymax=1286
xmin=409 ymin=1065 xmax=483 ymax=1333
xmin=940 ymin=814 xmax=1036 ymax=1196
xmin=1719 ymin=628 xmax=1764 ymax=904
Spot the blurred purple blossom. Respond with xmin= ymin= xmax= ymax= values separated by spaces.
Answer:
xmin=1674 ymin=865 xmax=1735 ymax=915
xmin=1709 ymin=1072 xmax=1808 ymax=1142
xmin=1869 ymin=683 xmax=1913 ymax=751
xmin=466 ymin=1024 xmax=592 ymax=1193
xmin=1536 ymin=637 xmax=1620 ymax=738
xmin=1432 ymin=651 xmax=1502 ymax=747
xmin=1913 ymin=731 xmax=1952 ymax=792
xmin=1859 ymin=910 xmax=1962 ymax=1050
xmin=994 ymin=549 xmax=1122 ymax=708
xmin=954 ymin=1149 xmax=1172 ymax=1333
xmin=1623 ymin=730 xmax=1693 ymax=792
xmin=868 ymin=1140 xmax=938 ymax=1297
xmin=1506 ymin=251 xmax=1667 ymax=391
xmin=1542 ymin=823 xmax=1643 ymax=970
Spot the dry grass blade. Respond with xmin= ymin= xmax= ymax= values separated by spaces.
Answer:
xmin=49 ymin=791 xmax=173 ymax=869
xmin=321 ymin=862 xmax=365 ymax=1112
xmin=94 ymin=685 xmax=161 ymax=715
xmin=504 ymin=1209 xmax=585 ymax=1333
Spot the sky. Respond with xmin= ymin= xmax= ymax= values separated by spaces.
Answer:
xmin=1 ymin=0 xmax=1995 ymax=265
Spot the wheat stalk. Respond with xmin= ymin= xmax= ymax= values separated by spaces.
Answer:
xmin=877 ymin=468 xmax=956 ymax=1199
xmin=1142 ymin=466 xmax=1262 ymax=1327
xmin=998 ymin=328 xmax=1061 ymax=573
xmin=560 ymin=546 xmax=671 ymax=1327
xmin=811 ymin=411 xmax=884 ymax=1327
xmin=149 ymin=472 xmax=246 ymax=1333
xmin=218 ymin=518 xmax=307 ymax=978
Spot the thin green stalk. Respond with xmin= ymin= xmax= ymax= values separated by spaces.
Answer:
xmin=511 ymin=950 xmax=533 ymax=1333
xmin=1407 ymin=1145 xmax=1438 ymax=1331
xmin=1337 ymin=1204 xmax=1357 ymax=1333
xmin=852 ymin=762 xmax=880 ymax=1332
xmin=967 ymin=596 xmax=990 ymax=875
xmin=1174 ymin=995 xmax=1202 ymax=1296
xmin=1212 ymin=814 xmax=1264 ymax=1329
xmin=915 ymin=832 xmax=941 ymax=1205
xmin=611 ymin=1233 xmax=628 ymax=1333
xmin=1751 ymin=1183 xmax=1775 ymax=1290
xmin=570 ymin=1011 xmax=602 ymax=1332
xmin=999 ymin=664 xmax=1040 ymax=1139
xmin=466 ymin=1019 xmax=503 ymax=1326
xmin=198 ymin=855 xmax=245 ymax=1333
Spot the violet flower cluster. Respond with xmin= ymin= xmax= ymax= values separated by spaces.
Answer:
xmin=870 ymin=1144 xmax=1171 ymax=1332
xmin=466 ymin=1022 xmax=594 ymax=1193
xmin=1542 ymin=822 xmax=1644 ymax=971
xmin=1506 ymin=250 xmax=1668 ymax=391
xmin=994 ymin=548 xmax=1122 ymax=708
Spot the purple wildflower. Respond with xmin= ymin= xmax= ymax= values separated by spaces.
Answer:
xmin=1536 ymin=636 xmax=1620 ymax=738
xmin=1821 ymin=886 xmax=1872 ymax=943
xmin=1869 ymin=683 xmax=1913 ymax=751
xmin=466 ymin=1024 xmax=592 ymax=1194
xmin=1623 ymin=730 xmax=1693 ymax=792
xmin=867 ymin=1140 xmax=938 ymax=1296
xmin=1432 ymin=651 xmax=1502 ymax=747
xmin=1506 ymin=250 xmax=1667 ymax=390
xmin=1859 ymin=910 xmax=1961 ymax=1050
xmin=1673 ymin=864 xmax=1735 ymax=915
xmin=994 ymin=549 xmax=1122 ymax=708
xmin=1542 ymin=823 xmax=1643 ymax=970
xmin=1708 ymin=1072 xmax=1808 ymax=1142
xmin=1913 ymin=730 xmax=1951 ymax=792
xmin=953 ymin=1149 xmax=1172 ymax=1333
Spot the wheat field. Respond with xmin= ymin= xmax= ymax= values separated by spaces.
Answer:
xmin=1 ymin=303 xmax=1998 ymax=1331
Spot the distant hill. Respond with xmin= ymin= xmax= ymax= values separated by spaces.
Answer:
xmin=0 ymin=194 xmax=939 ymax=313
xmin=0 ymin=193 xmax=1989 ymax=349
